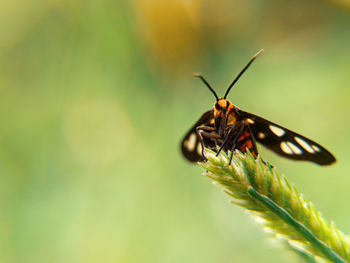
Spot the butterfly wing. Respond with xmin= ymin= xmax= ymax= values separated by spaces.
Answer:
xmin=241 ymin=111 xmax=336 ymax=165
xmin=181 ymin=110 xmax=216 ymax=162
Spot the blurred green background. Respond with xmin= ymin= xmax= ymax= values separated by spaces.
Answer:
xmin=1 ymin=0 xmax=350 ymax=262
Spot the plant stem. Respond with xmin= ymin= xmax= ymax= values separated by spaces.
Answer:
xmin=200 ymin=148 xmax=350 ymax=263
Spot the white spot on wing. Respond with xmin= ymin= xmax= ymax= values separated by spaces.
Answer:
xmin=286 ymin=142 xmax=302 ymax=155
xmin=311 ymin=144 xmax=321 ymax=152
xmin=269 ymin=125 xmax=285 ymax=137
xmin=280 ymin=142 xmax=293 ymax=155
xmin=197 ymin=143 xmax=202 ymax=155
xmin=246 ymin=118 xmax=255 ymax=124
xmin=295 ymin=137 xmax=315 ymax=154
xmin=185 ymin=133 xmax=197 ymax=151
xmin=257 ymin=133 xmax=265 ymax=139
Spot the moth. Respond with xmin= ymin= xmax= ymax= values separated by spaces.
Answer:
xmin=181 ymin=50 xmax=336 ymax=165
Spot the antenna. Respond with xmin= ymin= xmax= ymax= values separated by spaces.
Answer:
xmin=224 ymin=49 xmax=264 ymax=99
xmin=193 ymin=73 xmax=219 ymax=101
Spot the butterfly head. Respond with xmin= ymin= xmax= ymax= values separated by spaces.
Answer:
xmin=212 ymin=98 xmax=239 ymax=130
xmin=214 ymin=99 xmax=234 ymax=116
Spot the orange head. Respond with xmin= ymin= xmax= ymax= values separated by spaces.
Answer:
xmin=212 ymin=98 xmax=238 ymax=130
xmin=214 ymin=98 xmax=234 ymax=117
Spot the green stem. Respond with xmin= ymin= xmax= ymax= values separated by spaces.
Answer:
xmin=200 ymin=148 xmax=350 ymax=262
xmin=247 ymin=186 xmax=346 ymax=263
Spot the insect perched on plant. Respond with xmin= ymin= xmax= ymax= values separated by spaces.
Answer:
xmin=181 ymin=49 xmax=336 ymax=165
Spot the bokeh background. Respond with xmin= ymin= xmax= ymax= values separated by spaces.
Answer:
xmin=1 ymin=1 xmax=350 ymax=262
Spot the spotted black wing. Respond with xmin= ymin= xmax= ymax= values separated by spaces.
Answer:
xmin=181 ymin=110 xmax=216 ymax=162
xmin=241 ymin=111 xmax=336 ymax=165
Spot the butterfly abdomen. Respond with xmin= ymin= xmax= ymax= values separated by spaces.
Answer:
xmin=236 ymin=130 xmax=258 ymax=157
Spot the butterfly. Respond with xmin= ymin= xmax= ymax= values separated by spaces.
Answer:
xmin=181 ymin=49 xmax=336 ymax=165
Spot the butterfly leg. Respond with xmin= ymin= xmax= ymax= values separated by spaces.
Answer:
xmin=216 ymin=122 xmax=244 ymax=157
xmin=196 ymin=126 xmax=219 ymax=161
xmin=246 ymin=125 xmax=259 ymax=158
xmin=246 ymin=125 xmax=273 ymax=168
xmin=228 ymin=123 xmax=246 ymax=165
